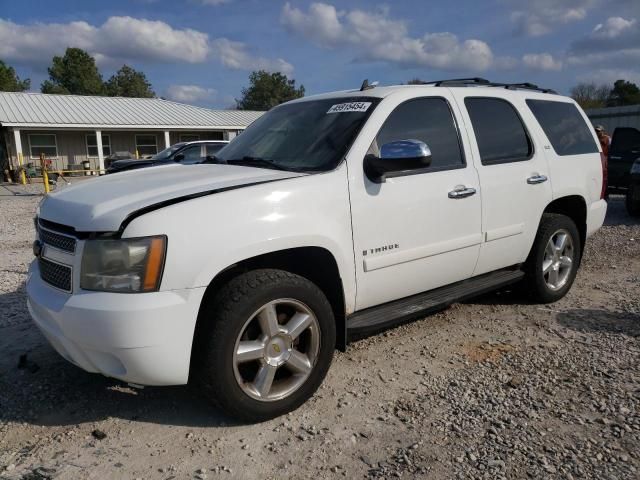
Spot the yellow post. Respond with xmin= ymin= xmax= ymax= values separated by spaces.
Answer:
xmin=19 ymin=153 xmax=26 ymax=185
xmin=43 ymin=167 xmax=50 ymax=194
xmin=41 ymin=154 xmax=50 ymax=194
xmin=135 ymin=149 xmax=139 ymax=159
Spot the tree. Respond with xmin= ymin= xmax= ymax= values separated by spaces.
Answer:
xmin=0 ymin=60 xmax=30 ymax=92
xmin=104 ymin=65 xmax=155 ymax=98
xmin=607 ymin=79 xmax=640 ymax=107
xmin=41 ymin=48 xmax=104 ymax=95
xmin=570 ymin=82 xmax=609 ymax=109
xmin=407 ymin=78 xmax=426 ymax=85
xmin=236 ymin=71 xmax=304 ymax=110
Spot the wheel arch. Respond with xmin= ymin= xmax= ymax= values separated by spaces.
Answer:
xmin=190 ymin=246 xmax=347 ymax=380
xmin=543 ymin=195 xmax=587 ymax=251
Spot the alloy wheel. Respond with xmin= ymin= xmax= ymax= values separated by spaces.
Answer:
xmin=232 ymin=299 xmax=320 ymax=402
xmin=542 ymin=228 xmax=575 ymax=291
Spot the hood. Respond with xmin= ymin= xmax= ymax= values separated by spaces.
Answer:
xmin=39 ymin=164 xmax=305 ymax=232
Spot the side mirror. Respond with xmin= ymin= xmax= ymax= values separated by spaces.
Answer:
xmin=364 ymin=139 xmax=432 ymax=183
xmin=173 ymin=153 xmax=185 ymax=162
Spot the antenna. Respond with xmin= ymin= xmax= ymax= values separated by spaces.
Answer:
xmin=360 ymin=79 xmax=377 ymax=91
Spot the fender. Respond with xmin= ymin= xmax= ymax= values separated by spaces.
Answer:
xmin=122 ymin=165 xmax=357 ymax=314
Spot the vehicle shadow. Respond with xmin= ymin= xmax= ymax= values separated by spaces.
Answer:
xmin=463 ymin=284 xmax=534 ymax=306
xmin=556 ymin=308 xmax=640 ymax=337
xmin=0 ymin=287 xmax=239 ymax=429
xmin=604 ymin=194 xmax=640 ymax=226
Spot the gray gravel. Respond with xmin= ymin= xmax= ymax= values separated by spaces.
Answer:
xmin=0 ymin=186 xmax=638 ymax=479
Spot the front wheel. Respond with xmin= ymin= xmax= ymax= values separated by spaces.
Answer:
xmin=195 ymin=269 xmax=336 ymax=422
xmin=524 ymin=213 xmax=581 ymax=303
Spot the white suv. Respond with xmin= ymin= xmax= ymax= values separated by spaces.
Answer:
xmin=27 ymin=78 xmax=607 ymax=421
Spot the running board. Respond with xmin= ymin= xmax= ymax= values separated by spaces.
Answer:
xmin=347 ymin=269 xmax=524 ymax=338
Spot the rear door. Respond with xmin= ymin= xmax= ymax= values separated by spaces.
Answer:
xmin=610 ymin=127 xmax=640 ymax=188
xmin=456 ymin=94 xmax=553 ymax=275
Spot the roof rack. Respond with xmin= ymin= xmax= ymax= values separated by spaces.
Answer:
xmin=417 ymin=78 xmax=557 ymax=94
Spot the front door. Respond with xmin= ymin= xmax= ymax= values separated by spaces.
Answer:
xmin=348 ymin=93 xmax=482 ymax=310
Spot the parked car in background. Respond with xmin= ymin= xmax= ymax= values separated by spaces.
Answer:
xmin=608 ymin=127 xmax=640 ymax=193
xmin=627 ymin=158 xmax=640 ymax=216
xmin=106 ymin=140 xmax=229 ymax=174
xmin=28 ymin=79 xmax=606 ymax=422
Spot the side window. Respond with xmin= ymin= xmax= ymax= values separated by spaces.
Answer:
xmin=206 ymin=144 xmax=224 ymax=157
xmin=526 ymin=100 xmax=599 ymax=156
xmin=177 ymin=145 xmax=203 ymax=163
xmin=372 ymin=97 xmax=465 ymax=171
xmin=465 ymin=98 xmax=533 ymax=165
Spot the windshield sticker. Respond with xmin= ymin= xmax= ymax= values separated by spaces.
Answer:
xmin=327 ymin=102 xmax=372 ymax=114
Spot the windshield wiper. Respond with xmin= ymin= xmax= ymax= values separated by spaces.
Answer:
xmin=226 ymin=156 xmax=290 ymax=171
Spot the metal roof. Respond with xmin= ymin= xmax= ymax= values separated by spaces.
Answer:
xmin=0 ymin=92 xmax=263 ymax=130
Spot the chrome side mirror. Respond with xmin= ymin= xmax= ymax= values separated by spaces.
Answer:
xmin=364 ymin=139 xmax=432 ymax=183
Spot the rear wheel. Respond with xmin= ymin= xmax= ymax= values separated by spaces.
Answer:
xmin=524 ymin=213 xmax=581 ymax=303
xmin=626 ymin=184 xmax=640 ymax=217
xmin=195 ymin=269 xmax=336 ymax=422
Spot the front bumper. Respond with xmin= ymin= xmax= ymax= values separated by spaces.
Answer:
xmin=26 ymin=261 xmax=206 ymax=386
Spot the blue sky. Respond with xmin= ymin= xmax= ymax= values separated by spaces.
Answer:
xmin=1 ymin=0 xmax=639 ymax=108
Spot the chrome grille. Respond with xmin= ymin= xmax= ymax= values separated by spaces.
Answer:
xmin=39 ymin=227 xmax=76 ymax=253
xmin=39 ymin=258 xmax=72 ymax=292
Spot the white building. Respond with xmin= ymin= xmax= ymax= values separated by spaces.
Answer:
xmin=0 ymin=92 xmax=263 ymax=172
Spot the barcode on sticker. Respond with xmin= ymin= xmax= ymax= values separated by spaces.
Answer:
xmin=327 ymin=102 xmax=372 ymax=114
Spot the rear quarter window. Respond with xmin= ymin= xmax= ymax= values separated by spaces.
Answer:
xmin=526 ymin=100 xmax=598 ymax=156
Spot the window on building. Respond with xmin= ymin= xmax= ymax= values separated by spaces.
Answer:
xmin=29 ymin=134 xmax=58 ymax=159
xmin=465 ymin=98 xmax=533 ymax=165
xmin=372 ymin=97 xmax=465 ymax=171
xmin=136 ymin=135 xmax=158 ymax=156
xmin=179 ymin=134 xmax=200 ymax=142
xmin=526 ymin=100 xmax=599 ymax=156
xmin=86 ymin=134 xmax=112 ymax=157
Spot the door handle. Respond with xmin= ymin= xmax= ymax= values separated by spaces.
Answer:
xmin=448 ymin=186 xmax=477 ymax=199
xmin=609 ymin=155 xmax=622 ymax=160
xmin=527 ymin=174 xmax=548 ymax=185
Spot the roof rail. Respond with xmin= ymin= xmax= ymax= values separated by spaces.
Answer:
xmin=417 ymin=77 xmax=557 ymax=94
xmin=419 ymin=77 xmax=490 ymax=86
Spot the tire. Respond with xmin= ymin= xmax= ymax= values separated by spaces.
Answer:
xmin=626 ymin=185 xmax=640 ymax=217
xmin=194 ymin=269 xmax=336 ymax=422
xmin=523 ymin=213 xmax=581 ymax=304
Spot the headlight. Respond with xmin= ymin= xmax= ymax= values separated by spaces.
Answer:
xmin=631 ymin=161 xmax=640 ymax=174
xmin=81 ymin=236 xmax=167 ymax=293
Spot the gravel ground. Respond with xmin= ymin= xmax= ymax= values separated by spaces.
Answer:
xmin=0 ymin=183 xmax=638 ymax=480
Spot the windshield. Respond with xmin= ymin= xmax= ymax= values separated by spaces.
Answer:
xmin=152 ymin=143 xmax=187 ymax=160
xmin=216 ymin=97 xmax=380 ymax=171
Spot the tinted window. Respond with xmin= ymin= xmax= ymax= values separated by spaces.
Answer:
xmin=526 ymin=100 xmax=598 ymax=156
xmin=373 ymin=98 xmax=464 ymax=170
xmin=178 ymin=145 xmax=202 ymax=164
xmin=465 ymin=98 xmax=532 ymax=165
xmin=206 ymin=144 xmax=225 ymax=156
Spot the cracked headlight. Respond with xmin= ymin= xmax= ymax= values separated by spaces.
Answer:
xmin=80 ymin=236 xmax=167 ymax=293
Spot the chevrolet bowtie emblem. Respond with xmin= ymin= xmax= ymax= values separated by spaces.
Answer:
xmin=272 ymin=344 xmax=281 ymax=353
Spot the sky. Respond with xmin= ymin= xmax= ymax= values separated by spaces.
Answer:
xmin=1 ymin=0 xmax=639 ymax=108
